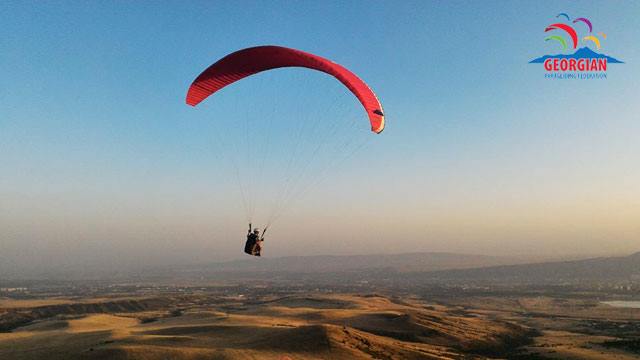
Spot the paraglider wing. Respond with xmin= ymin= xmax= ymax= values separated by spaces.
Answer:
xmin=186 ymin=45 xmax=385 ymax=133
xmin=583 ymin=35 xmax=601 ymax=50
xmin=545 ymin=23 xmax=578 ymax=49
xmin=545 ymin=35 xmax=567 ymax=50
xmin=573 ymin=18 xmax=593 ymax=33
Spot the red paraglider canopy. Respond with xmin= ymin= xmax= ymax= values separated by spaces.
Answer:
xmin=545 ymin=23 xmax=578 ymax=49
xmin=186 ymin=45 xmax=385 ymax=133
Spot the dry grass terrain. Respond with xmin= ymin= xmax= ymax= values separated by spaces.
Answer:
xmin=436 ymin=295 xmax=640 ymax=359
xmin=0 ymin=293 xmax=531 ymax=359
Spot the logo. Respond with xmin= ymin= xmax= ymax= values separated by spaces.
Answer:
xmin=530 ymin=13 xmax=623 ymax=79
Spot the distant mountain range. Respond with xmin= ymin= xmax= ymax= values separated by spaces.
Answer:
xmin=419 ymin=251 xmax=640 ymax=284
xmin=184 ymin=252 xmax=526 ymax=274
xmin=529 ymin=47 xmax=624 ymax=64
xmin=5 ymin=250 xmax=638 ymax=284
xmin=180 ymin=251 xmax=640 ymax=285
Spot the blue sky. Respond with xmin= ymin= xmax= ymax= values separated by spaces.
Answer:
xmin=1 ymin=1 xmax=639 ymax=275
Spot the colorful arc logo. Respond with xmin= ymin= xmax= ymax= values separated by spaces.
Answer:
xmin=530 ymin=13 xmax=623 ymax=79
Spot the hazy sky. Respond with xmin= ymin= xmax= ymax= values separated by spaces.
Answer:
xmin=1 ymin=1 xmax=639 ymax=276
